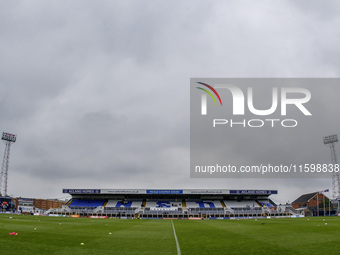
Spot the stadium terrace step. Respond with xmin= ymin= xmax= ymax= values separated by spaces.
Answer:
xmin=221 ymin=201 xmax=226 ymax=208
xmin=182 ymin=200 xmax=187 ymax=211
xmin=61 ymin=205 xmax=72 ymax=212
xmin=94 ymin=206 xmax=104 ymax=213
xmin=65 ymin=199 xmax=73 ymax=206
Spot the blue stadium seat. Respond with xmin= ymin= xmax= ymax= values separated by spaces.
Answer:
xmin=69 ymin=199 xmax=105 ymax=208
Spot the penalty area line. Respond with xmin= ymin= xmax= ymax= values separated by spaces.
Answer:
xmin=171 ymin=219 xmax=181 ymax=255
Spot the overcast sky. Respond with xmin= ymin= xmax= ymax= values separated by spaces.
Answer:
xmin=1 ymin=0 xmax=340 ymax=203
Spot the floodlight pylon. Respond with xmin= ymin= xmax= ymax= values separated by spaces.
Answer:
xmin=0 ymin=132 xmax=16 ymax=197
xmin=323 ymin=135 xmax=340 ymax=199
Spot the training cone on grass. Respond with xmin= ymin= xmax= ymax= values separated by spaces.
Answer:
xmin=9 ymin=232 xmax=19 ymax=235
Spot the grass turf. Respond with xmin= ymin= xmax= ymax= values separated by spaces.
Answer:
xmin=1 ymin=214 xmax=339 ymax=255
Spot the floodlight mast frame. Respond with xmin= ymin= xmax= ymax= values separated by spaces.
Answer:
xmin=323 ymin=134 xmax=339 ymax=199
xmin=0 ymin=132 xmax=16 ymax=197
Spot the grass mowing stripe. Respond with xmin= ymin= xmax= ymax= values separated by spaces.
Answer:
xmin=171 ymin=220 xmax=181 ymax=255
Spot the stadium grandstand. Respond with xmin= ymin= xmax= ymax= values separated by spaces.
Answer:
xmin=45 ymin=189 xmax=302 ymax=219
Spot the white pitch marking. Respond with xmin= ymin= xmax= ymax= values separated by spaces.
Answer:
xmin=171 ymin=220 xmax=181 ymax=255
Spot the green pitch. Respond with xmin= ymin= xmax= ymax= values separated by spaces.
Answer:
xmin=1 ymin=214 xmax=340 ymax=255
